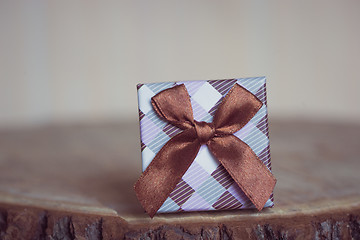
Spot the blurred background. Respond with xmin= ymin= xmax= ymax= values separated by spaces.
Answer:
xmin=1 ymin=0 xmax=360 ymax=128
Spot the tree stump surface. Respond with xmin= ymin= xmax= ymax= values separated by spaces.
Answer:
xmin=0 ymin=120 xmax=359 ymax=239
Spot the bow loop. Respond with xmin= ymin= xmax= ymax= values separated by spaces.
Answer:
xmin=213 ymin=84 xmax=263 ymax=134
xmin=151 ymin=84 xmax=195 ymax=130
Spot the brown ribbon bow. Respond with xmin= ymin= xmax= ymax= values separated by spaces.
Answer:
xmin=135 ymin=83 xmax=276 ymax=217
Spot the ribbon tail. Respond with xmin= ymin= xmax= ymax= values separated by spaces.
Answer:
xmin=208 ymin=135 xmax=276 ymax=210
xmin=134 ymin=128 xmax=200 ymax=217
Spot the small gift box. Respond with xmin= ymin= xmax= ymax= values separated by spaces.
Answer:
xmin=135 ymin=77 xmax=276 ymax=217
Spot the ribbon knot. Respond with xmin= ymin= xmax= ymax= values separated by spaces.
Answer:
xmin=135 ymin=83 xmax=276 ymax=218
xmin=194 ymin=121 xmax=215 ymax=144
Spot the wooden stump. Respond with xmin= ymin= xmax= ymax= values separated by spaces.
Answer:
xmin=0 ymin=120 xmax=359 ymax=239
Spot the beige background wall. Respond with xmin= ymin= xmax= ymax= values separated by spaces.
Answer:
xmin=1 ymin=1 xmax=360 ymax=128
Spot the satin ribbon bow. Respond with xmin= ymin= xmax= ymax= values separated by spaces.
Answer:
xmin=135 ymin=83 xmax=276 ymax=217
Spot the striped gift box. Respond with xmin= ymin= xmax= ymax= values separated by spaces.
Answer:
xmin=137 ymin=77 xmax=274 ymax=213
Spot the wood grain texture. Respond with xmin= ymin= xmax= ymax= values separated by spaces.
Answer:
xmin=0 ymin=120 xmax=359 ymax=239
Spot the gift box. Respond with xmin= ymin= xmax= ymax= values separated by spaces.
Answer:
xmin=135 ymin=77 xmax=276 ymax=217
